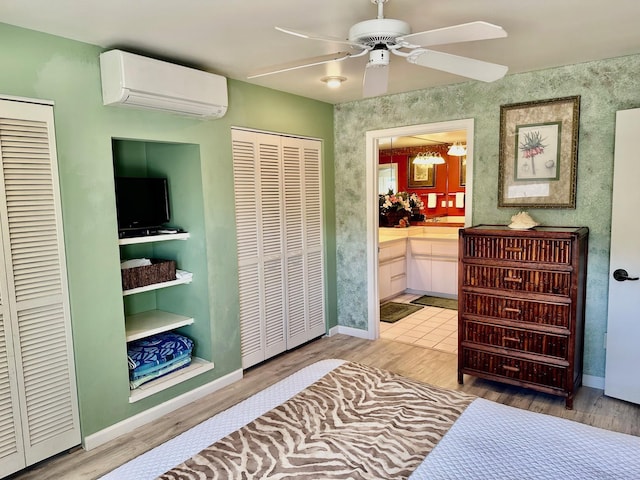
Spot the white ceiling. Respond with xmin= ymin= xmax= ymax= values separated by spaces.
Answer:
xmin=2 ymin=0 xmax=640 ymax=105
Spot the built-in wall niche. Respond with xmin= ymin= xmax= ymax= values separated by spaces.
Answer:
xmin=112 ymin=138 xmax=213 ymax=402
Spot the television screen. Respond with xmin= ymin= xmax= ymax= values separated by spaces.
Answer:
xmin=115 ymin=177 xmax=170 ymax=231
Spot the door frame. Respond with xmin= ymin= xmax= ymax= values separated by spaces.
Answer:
xmin=364 ymin=119 xmax=475 ymax=339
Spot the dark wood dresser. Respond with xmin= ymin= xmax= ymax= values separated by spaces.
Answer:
xmin=458 ymin=225 xmax=589 ymax=409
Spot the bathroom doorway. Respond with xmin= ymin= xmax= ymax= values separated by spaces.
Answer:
xmin=365 ymin=119 xmax=475 ymax=341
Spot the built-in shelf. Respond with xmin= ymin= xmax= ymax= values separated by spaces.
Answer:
xmin=123 ymin=275 xmax=193 ymax=296
xmin=118 ymin=232 xmax=190 ymax=246
xmin=125 ymin=310 xmax=194 ymax=342
xmin=129 ymin=357 xmax=215 ymax=403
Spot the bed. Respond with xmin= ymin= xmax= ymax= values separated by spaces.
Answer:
xmin=101 ymin=359 xmax=640 ymax=479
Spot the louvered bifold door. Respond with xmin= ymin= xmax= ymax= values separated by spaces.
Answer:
xmin=302 ymin=141 xmax=326 ymax=339
xmin=232 ymin=129 xmax=286 ymax=369
xmin=0 ymin=209 xmax=25 ymax=476
xmin=257 ymin=136 xmax=286 ymax=360
xmin=283 ymin=138 xmax=325 ymax=349
xmin=282 ymin=140 xmax=306 ymax=348
xmin=0 ymin=99 xmax=80 ymax=469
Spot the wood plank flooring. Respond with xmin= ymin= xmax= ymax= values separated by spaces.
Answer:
xmin=10 ymin=334 xmax=640 ymax=479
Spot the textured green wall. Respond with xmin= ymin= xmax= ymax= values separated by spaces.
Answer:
xmin=334 ymin=55 xmax=640 ymax=378
xmin=0 ymin=22 xmax=336 ymax=437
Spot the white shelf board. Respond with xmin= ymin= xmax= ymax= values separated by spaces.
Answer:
xmin=125 ymin=310 xmax=194 ymax=342
xmin=129 ymin=357 xmax=214 ymax=403
xmin=119 ymin=232 xmax=190 ymax=245
xmin=123 ymin=275 xmax=193 ymax=296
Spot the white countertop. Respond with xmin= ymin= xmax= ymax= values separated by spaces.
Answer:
xmin=379 ymin=226 xmax=460 ymax=245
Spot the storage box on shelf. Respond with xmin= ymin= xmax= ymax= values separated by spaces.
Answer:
xmin=121 ymin=258 xmax=176 ymax=290
xmin=457 ymin=225 xmax=589 ymax=409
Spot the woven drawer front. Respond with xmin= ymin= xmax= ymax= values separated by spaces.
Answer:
xmin=463 ymin=236 xmax=572 ymax=264
xmin=462 ymin=321 xmax=569 ymax=359
xmin=462 ymin=265 xmax=571 ymax=296
xmin=461 ymin=292 xmax=570 ymax=328
xmin=462 ymin=348 xmax=567 ymax=389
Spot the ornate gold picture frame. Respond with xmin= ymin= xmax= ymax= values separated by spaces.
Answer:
xmin=498 ymin=96 xmax=580 ymax=208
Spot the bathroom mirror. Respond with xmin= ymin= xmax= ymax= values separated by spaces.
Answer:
xmin=377 ymin=129 xmax=468 ymax=224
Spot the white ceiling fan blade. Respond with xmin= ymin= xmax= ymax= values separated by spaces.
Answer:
xmin=247 ymin=51 xmax=353 ymax=79
xmin=275 ymin=27 xmax=364 ymax=49
xmin=398 ymin=21 xmax=507 ymax=48
xmin=407 ymin=49 xmax=508 ymax=82
xmin=363 ymin=64 xmax=389 ymax=98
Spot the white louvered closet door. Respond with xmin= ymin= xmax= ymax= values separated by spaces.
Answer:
xmin=0 ymin=98 xmax=80 ymax=476
xmin=0 ymin=203 xmax=25 ymax=477
xmin=232 ymin=129 xmax=324 ymax=369
xmin=232 ymin=129 xmax=286 ymax=368
xmin=283 ymin=138 xmax=325 ymax=348
xmin=301 ymin=142 xmax=326 ymax=340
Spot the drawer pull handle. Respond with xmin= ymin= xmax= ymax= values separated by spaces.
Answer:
xmin=505 ymin=247 xmax=523 ymax=252
xmin=502 ymin=365 xmax=520 ymax=373
xmin=504 ymin=307 xmax=521 ymax=314
xmin=503 ymin=336 xmax=521 ymax=344
xmin=504 ymin=276 xmax=523 ymax=283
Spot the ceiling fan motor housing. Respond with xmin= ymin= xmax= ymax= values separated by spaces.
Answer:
xmin=348 ymin=18 xmax=411 ymax=46
xmin=368 ymin=47 xmax=390 ymax=66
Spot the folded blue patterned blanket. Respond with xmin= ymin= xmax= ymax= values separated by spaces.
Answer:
xmin=129 ymin=355 xmax=192 ymax=389
xmin=127 ymin=331 xmax=194 ymax=379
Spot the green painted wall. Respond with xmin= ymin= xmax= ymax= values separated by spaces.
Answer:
xmin=334 ymin=54 xmax=640 ymax=379
xmin=0 ymin=22 xmax=336 ymax=437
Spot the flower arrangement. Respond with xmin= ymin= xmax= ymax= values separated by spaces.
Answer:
xmin=379 ymin=191 xmax=424 ymax=217
xmin=379 ymin=191 xmax=411 ymax=214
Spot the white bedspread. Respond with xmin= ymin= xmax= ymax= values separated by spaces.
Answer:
xmin=102 ymin=360 xmax=640 ymax=480
xmin=100 ymin=359 xmax=345 ymax=479
xmin=410 ymin=397 xmax=640 ymax=479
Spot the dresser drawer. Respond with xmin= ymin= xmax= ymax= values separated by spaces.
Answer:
xmin=461 ymin=348 xmax=567 ymax=390
xmin=462 ymin=320 xmax=569 ymax=359
xmin=462 ymin=236 xmax=572 ymax=265
xmin=461 ymin=292 xmax=570 ymax=328
xmin=462 ymin=264 xmax=571 ymax=296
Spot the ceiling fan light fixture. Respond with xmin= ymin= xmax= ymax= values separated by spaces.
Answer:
xmin=265 ymin=0 xmax=508 ymax=98
xmin=321 ymin=76 xmax=347 ymax=88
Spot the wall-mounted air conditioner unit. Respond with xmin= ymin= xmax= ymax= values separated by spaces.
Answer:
xmin=99 ymin=49 xmax=228 ymax=119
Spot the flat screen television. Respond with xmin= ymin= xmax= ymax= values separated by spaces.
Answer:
xmin=115 ymin=177 xmax=170 ymax=232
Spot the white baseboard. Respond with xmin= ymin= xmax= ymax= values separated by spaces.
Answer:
xmin=582 ymin=374 xmax=605 ymax=390
xmin=328 ymin=324 xmax=372 ymax=340
xmin=82 ymin=368 xmax=243 ymax=451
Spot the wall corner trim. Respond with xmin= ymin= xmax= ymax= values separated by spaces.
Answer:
xmin=82 ymin=369 xmax=243 ymax=451
xmin=331 ymin=325 xmax=373 ymax=340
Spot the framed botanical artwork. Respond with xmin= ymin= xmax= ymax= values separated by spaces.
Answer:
xmin=407 ymin=156 xmax=435 ymax=188
xmin=498 ymin=96 xmax=580 ymax=208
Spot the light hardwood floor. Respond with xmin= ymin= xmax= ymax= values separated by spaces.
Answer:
xmin=10 ymin=334 xmax=640 ymax=479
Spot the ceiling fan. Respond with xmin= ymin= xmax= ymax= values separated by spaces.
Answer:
xmin=248 ymin=0 xmax=508 ymax=98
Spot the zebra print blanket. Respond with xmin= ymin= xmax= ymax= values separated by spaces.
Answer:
xmin=158 ymin=362 xmax=474 ymax=479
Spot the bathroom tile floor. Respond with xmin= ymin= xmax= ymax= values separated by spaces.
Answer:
xmin=380 ymin=293 xmax=458 ymax=354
